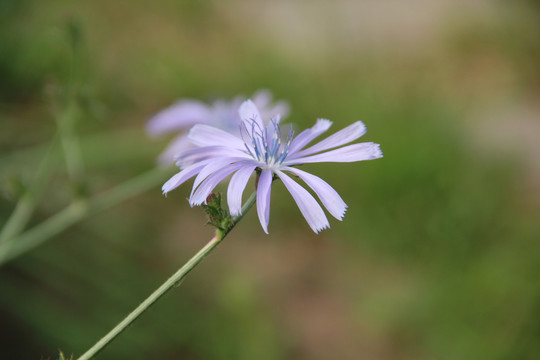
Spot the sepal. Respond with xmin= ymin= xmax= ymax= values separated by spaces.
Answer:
xmin=202 ymin=193 xmax=233 ymax=232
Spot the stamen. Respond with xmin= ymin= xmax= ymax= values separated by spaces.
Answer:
xmin=240 ymin=117 xmax=294 ymax=167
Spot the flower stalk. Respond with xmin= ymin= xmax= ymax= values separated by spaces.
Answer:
xmin=0 ymin=136 xmax=59 ymax=246
xmin=76 ymin=191 xmax=256 ymax=360
xmin=0 ymin=168 xmax=169 ymax=266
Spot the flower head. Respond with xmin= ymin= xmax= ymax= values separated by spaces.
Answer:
xmin=147 ymin=90 xmax=289 ymax=165
xmin=163 ymin=100 xmax=382 ymax=234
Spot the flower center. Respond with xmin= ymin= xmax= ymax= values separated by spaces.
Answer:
xmin=241 ymin=118 xmax=294 ymax=168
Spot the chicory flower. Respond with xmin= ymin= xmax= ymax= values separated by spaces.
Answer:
xmin=162 ymin=100 xmax=382 ymax=233
xmin=147 ymin=90 xmax=289 ymax=165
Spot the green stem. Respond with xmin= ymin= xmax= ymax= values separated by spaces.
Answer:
xmin=57 ymin=102 xmax=85 ymax=187
xmin=0 ymin=195 xmax=38 ymax=245
xmin=1 ymin=28 xmax=83 ymax=246
xmin=0 ymin=136 xmax=59 ymax=245
xmin=76 ymin=192 xmax=257 ymax=360
xmin=0 ymin=168 xmax=170 ymax=266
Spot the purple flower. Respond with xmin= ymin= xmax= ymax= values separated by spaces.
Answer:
xmin=147 ymin=90 xmax=289 ymax=165
xmin=163 ymin=100 xmax=382 ymax=233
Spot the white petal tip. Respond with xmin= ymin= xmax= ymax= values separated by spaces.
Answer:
xmin=335 ymin=208 xmax=348 ymax=221
xmin=316 ymin=118 xmax=333 ymax=129
xmin=371 ymin=144 xmax=383 ymax=159
xmin=241 ymin=99 xmax=255 ymax=107
xmin=230 ymin=210 xmax=242 ymax=217
xmin=354 ymin=121 xmax=367 ymax=135
xmin=162 ymin=174 xmax=183 ymax=194
xmin=313 ymin=224 xmax=330 ymax=234
xmin=189 ymin=197 xmax=204 ymax=207
xmin=312 ymin=220 xmax=330 ymax=234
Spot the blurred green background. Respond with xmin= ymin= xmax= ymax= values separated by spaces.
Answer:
xmin=1 ymin=0 xmax=540 ymax=359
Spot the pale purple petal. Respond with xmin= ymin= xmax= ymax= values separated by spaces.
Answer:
xmin=284 ymin=142 xmax=383 ymax=165
xmin=270 ymin=114 xmax=281 ymax=125
xmin=157 ymin=134 xmax=192 ymax=166
xmin=283 ymin=167 xmax=347 ymax=220
xmin=162 ymin=160 xmax=211 ymax=195
xmin=256 ymin=169 xmax=273 ymax=234
xmin=209 ymin=99 xmax=242 ymax=131
xmin=287 ymin=119 xmax=332 ymax=156
xmin=227 ymin=165 xmax=257 ymax=216
xmin=264 ymin=114 xmax=281 ymax=144
xmin=189 ymin=163 xmax=246 ymax=206
xmin=251 ymin=89 xmax=272 ymax=108
xmin=252 ymin=89 xmax=290 ymax=120
xmin=262 ymin=100 xmax=290 ymax=121
xmin=191 ymin=157 xmax=247 ymax=196
xmin=239 ymin=100 xmax=264 ymax=129
xmin=176 ymin=146 xmax=249 ymax=168
xmin=147 ymin=100 xmax=211 ymax=137
xmin=289 ymin=121 xmax=366 ymax=159
xmin=188 ymin=124 xmax=246 ymax=150
xmin=275 ymin=170 xmax=329 ymax=233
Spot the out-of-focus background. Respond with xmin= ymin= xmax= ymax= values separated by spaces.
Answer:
xmin=1 ymin=0 xmax=539 ymax=359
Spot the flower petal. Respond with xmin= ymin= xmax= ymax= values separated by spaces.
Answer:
xmin=188 ymin=124 xmax=246 ymax=150
xmin=283 ymin=167 xmax=347 ymax=220
xmin=147 ymin=100 xmax=210 ymax=137
xmin=287 ymin=119 xmax=332 ymax=156
xmin=227 ymin=165 xmax=257 ymax=216
xmin=189 ymin=163 xmax=246 ymax=206
xmin=210 ymin=98 xmax=242 ymax=131
xmin=239 ymin=99 xmax=264 ymax=129
xmin=191 ymin=157 xmax=247 ymax=196
xmin=265 ymin=103 xmax=290 ymax=122
xmin=251 ymin=89 xmax=290 ymax=120
xmin=275 ymin=170 xmax=329 ymax=233
xmin=290 ymin=121 xmax=366 ymax=159
xmin=251 ymin=89 xmax=272 ymax=108
xmin=157 ymin=134 xmax=192 ymax=166
xmin=176 ymin=146 xmax=249 ymax=168
xmin=162 ymin=160 xmax=211 ymax=195
xmin=256 ymin=169 xmax=273 ymax=234
xmin=264 ymin=114 xmax=282 ymax=145
xmin=285 ymin=142 xmax=383 ymax=165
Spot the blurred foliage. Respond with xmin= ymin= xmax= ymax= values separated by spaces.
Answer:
xmin=1 ymin=1 xmax=540 ymax=360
